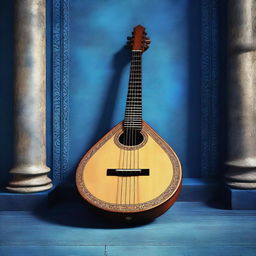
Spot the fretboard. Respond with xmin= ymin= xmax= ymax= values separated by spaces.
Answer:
xmin=124 ymin=51 xmax=142 ymax=130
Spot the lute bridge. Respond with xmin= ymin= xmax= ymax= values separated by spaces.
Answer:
xmin=107 ymin=169 xmax=149 ymax=176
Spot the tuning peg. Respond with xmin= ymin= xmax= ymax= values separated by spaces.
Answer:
xmin=127 ymin=36 xmax=132 ymax=40
xmin=145 ymin=39 xmax=151 ymax=44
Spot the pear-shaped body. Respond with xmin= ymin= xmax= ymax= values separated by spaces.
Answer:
xmin=76 ymin=121 xmax=182 ymax=222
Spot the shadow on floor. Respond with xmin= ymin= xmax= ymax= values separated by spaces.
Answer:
xmin=33 ymin=186 xmax=155 ymax=229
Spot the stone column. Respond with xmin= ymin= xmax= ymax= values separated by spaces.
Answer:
xmin=225 ymin=0 xmax=256 ymax=189
xmin=6 ymin=0 xmax=52 ymax=193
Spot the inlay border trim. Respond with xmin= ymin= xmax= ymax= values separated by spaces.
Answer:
xmin=52 ymin=0 xmax=70 ymax=183
xmin=201 ymin=0 xmax=220 ymax=177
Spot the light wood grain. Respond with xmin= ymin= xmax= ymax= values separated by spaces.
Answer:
xmin=83 ymin=130 xmax=173 ymax=204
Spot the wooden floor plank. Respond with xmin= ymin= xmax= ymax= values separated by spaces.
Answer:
xmin=0 ymin=246 xmax=105 ymax=256
xmin=108 ymin=246 xmax=256 ymax=256
xmin=0 ymin=245 xmax=256 ymax=256
xmin=0 ymin=202 xmax=255 ymax=255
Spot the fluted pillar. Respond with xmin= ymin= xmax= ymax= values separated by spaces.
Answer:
xmin=225 ymin=0 xmax=256 ymax=189
xmin=6 ymin=0 xmax=52 ymax=193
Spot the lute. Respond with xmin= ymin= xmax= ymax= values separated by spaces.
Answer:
xmin=76 ymin=25 xmax=182 ymax=222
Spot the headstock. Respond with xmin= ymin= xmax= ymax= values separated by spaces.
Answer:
xmin=126 ymin=25 xmax=151 ymax=52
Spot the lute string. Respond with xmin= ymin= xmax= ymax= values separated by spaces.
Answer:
xmin=129 ymin=51 xmax=135 ymax=205
xmin=137 ymin=51 xmax=141 ymax=204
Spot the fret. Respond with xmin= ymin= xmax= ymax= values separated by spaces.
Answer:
xmin=126 ymin=106 xmax=142 ymax=108
xmin=124 ymin=121 xmax=142 ymax=123
xmin=124 ymin=124 xmax=142 ymax=126
xmin=129 ymin=80 xmax=141 ymax=82
xmin=124 ymin=116 xmax=142 ymax=118
xmin=124 ymin=122 xmax=142 ymax=125
xmin=124 ymin=119 xmax=142 ymax=121
xmin=124 ymin=120 xmax=142 ymax=123
xmin=125 ymin=112 xmax=141 ymax=114
xmin=125 ymin=111 xmax=142 ymax=113
xmin=125 ymin=115 xmax=142 ymax=117
xmin=127 ymin=86 xmax=141 ymax=89
xmin=125 ymin=106 xmax=142 ymax=108
xmin=124 ymin=119 xmax=142 ymax=122
xmin=125 ymin=119 xmax=142 ymax=121
xmin=124 ymin=127 xmax=142 ymax=129
xmin=125 ymin=110 xmax=142 ymax=112
xmin=125 ymin=113 xmax=142 ymax=115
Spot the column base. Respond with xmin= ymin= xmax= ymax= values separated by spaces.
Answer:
xmin=225 ymin=165 xmax=256 ymax=189
xmin=6 ymin=183 xmax=52 ymax=193
xmin=6 ymin=165 xmax=52 ymax=193
xmin=224 ymin=185 xmax=256 ymax=209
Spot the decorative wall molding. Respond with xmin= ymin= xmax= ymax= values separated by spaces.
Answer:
xmin=52 ymin=0 xmax=70 ymax=184
xmin=52 ymin=0 xmax=220 ymax=184
xmin=201 ymin=0 xmax=220 ymax=178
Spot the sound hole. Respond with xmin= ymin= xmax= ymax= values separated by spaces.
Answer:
xmin=119 ymin=130 xmax=144 ymax=146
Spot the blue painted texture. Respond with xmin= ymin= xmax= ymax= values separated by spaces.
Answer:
xmin=224 ymin=186 xmax=256 ymax=210
xmin=67 ymin=0 xmax=202 ymax=182
xmin=0 ymin=202 xmax=256 ymax=255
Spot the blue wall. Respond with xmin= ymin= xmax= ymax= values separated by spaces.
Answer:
xmin=68 ymin=0 xmax=201 ymax=181
xmin=0 ymin=0 xmax=220 ymax=187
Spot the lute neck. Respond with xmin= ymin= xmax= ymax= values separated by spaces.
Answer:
xmin=124 ymin=51 xmax=142 ymax=130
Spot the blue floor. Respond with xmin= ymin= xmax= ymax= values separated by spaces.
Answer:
xmin=0 ymin=202 xmax=256 ymax=256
